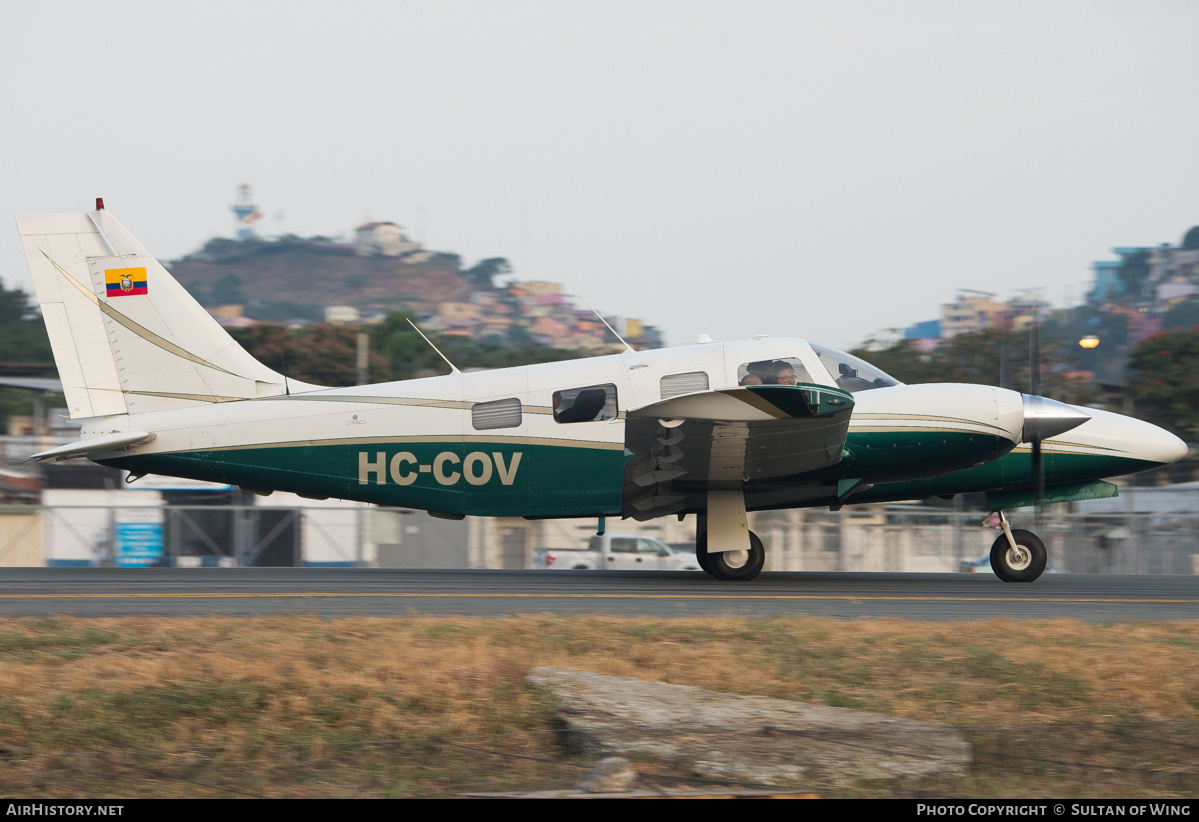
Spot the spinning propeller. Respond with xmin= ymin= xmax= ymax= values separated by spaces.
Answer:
xmin=1008 ymin=305 xmax=1090 ymax=503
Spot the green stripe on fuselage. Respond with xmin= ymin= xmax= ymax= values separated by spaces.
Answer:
xmin=850 ymin=449 xmax=1154 ymax=506
xmin=836 ymin=430 xmax=1016 ymax=482
xmin=100 ymin=440 xmax=629 ymax=517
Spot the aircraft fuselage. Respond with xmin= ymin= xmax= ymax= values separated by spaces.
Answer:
xmin=88 ymin=338 xmax=1181 ymax=518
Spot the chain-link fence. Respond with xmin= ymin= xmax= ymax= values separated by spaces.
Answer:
xmin=1 ymin=504 xmax=357 ymax=568
xmin=1 ymin=499 xmax=1197 ymax=572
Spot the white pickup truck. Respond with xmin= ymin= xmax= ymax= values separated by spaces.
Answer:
xmin=533 ymin=533 xmax=701 ymax=571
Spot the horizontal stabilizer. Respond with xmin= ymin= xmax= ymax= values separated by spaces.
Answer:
xmin=30 ymin=431 xmax=156 ymax=463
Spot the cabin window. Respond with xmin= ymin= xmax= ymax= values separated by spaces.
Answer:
xmin=736 ymin=358 xmax=813 ymax=386
xmin=660 ymin=371 xmax=709 ymax=399
xmin=552 ymin=384 xmax=618 ymax=423
xmin=472 ymin=397 xmax=522 ymax=430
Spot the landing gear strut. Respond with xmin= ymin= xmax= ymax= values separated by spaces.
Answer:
xmin=987 ymin=511 xmax=1047 ymax=582
xmin=696 ymin=489 xmax=766 ymax=581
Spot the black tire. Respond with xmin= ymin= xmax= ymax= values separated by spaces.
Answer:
xmin=696 ymin=530 xmax=765 ymax=581
xmin=694 ymin=539 xmax=715 ymax=576
xmin=989 ymin=529 xmax=1047 ymax=583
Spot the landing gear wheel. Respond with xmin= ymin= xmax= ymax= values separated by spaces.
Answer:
xmin=989 ymin=529 xmax=1047 ymax=583
xmin=696 ymin=530 xmax=765 ymax=581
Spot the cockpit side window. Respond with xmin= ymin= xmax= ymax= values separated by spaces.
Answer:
xmin=737 ymin=358 xmax=813 ymax=386
xmin=809 ymin=344 xmax=902 ymax=393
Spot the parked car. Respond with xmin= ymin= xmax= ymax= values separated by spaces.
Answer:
xmin=533 ymin=533 xmax=701 ymax=571
xmin=667 ymin=542 xmax=696 ymax=558
xmin=959 ymin=556 xmax=994 ymax=574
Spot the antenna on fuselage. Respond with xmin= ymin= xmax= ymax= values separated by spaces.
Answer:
xmin=577 ymin=296 xmax=635 ymax=354
xmin=275 ymin=346 xmax=293 ymax=396
xmin=406 ymin=319 xmax=461 ymax=375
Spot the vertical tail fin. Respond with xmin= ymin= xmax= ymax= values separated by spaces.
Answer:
xmin=15 ymin=207 xmax=320 ymax=419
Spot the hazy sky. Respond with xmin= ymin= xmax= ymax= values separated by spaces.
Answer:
xmin=3 ymin=1 xmax=1196 ymax=351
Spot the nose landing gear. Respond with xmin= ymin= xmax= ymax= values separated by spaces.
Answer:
xmin=986 ymin=511 xmax=1047 ymax=582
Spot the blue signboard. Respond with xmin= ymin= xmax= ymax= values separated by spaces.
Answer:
xmin=115 ymin=521 xmax=164 ymax=567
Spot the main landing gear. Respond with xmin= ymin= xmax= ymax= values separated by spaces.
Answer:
xmin=696 ymin=489 xmax=766 ymax=581
xmin=696 ymin=529 xmax=765 ymax=580
xmin=987 ymin=511 xmax=1047 ymax=582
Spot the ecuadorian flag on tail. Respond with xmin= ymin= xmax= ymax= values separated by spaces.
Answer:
xmin=105 ymin=267 xmax=148 ymax=297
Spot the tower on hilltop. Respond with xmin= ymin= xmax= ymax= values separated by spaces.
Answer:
xmin=231 ymin=184 xmax=263 ymax=239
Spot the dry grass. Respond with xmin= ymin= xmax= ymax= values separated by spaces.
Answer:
xmin=0 ymin=615 xmax=1195 ymax=798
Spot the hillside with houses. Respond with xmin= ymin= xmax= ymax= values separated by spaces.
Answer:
xmin=892 ymin=226 xmax=1199 ymax=388
xmin=168 ymin=219 xmax=663 ymax=352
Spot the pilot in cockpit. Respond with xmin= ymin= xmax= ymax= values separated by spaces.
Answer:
xmin=766 ymin=361 xmax=798 ymax=385
xmin=741 ymin=359 xmax=811 ymax=386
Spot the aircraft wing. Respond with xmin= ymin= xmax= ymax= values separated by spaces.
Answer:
xmin=622 ymin=384 xmax=854 ymax=519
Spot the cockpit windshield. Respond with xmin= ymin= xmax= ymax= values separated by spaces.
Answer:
xmin=809 ymin=344 xmax=902 ymax=393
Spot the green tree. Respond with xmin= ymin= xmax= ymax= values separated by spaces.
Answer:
xmin=366 ymin=312 xmax=588 ymax=381
xmin=463 ymin=258 xmax=511 ymax=289
xmin=0 ymin=280 xmax=55 ymax=359
xmin=848 ymin=334 xmax=943 ymax=385
xmin=852 ymin=328 xmax=1094 ymax=405
xmin=212 ymin=274 xmax=245 ymax=306
xmin=0 ymin=281 xmax=59 ymax=431
xmin=368 ymin=312 xmax=449 ymax=379
xmin=1128 ymin=328 xmax=1199 ymax=438
xmin=1182 ymin=226 xmax=1199 ymax=250
xmin=230 ymin=323 xmax=389 ymax=387
xmin=243 ymin=302 xmax=323 ymax=323
xmin=1043 ymin=306 xmax=1132 ymax=384
xmin=1117 ymin=250 xmax=1152 ymax=298
xmin=1162 ymin=298 xmax=1199 ymax=332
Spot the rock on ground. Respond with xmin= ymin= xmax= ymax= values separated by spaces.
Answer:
xmin=528 ymin=666 xmax=971 ymax=788
xmin=577 ymin=756 xmax=639 ymax=793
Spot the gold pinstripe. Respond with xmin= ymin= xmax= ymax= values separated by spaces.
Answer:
xmin=148 ymin=433 xmax=626 ymax=455
xmin=852 ymin=412 xmax=1009 ymax=432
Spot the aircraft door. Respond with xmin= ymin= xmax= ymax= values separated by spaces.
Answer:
xmin=520 ymin=359 xmax=631 ymax=517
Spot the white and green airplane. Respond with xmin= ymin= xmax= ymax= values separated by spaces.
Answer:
xmin=16 ymin=204 xmax=1187 ymax=582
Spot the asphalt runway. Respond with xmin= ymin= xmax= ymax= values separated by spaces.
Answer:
xmin=0 ymin=567 xmax=1195 ymax=620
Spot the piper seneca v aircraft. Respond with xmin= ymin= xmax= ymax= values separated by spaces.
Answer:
xmin=16 ymin=203 xmax=1188 ymax=582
